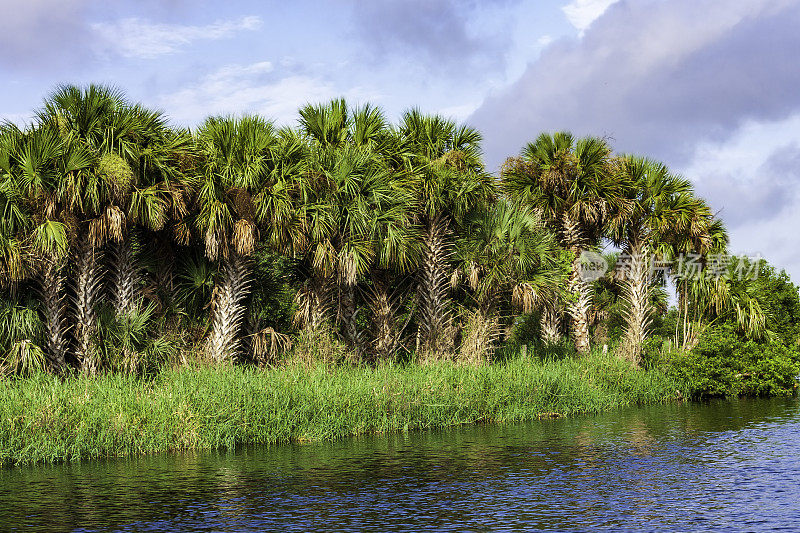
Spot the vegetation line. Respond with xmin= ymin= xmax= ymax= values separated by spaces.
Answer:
xmin=0 ymin=351 xmax=685 ymax=467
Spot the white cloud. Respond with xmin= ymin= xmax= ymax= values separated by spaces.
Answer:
xmin=437 ymin=101 xmax=482 ymax=122
xmin=160 ymin=61 xmax=377 ymax=126
xmin=92 ymin=16 xmax=262 ymax=59
xmin=562 ymin=0 xmax=620 ymax=32
xmin=683 ymin=113 xmax=800 ymax=183
xmin=205 ymin=61 xmax=275 ymax=83
xmin=537 ymin=35 xmax=554 ymax=47
xmin=725 ymin=203 xmax=800 ymax=285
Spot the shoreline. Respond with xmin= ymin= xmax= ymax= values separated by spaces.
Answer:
xmin=0 ymin=353 xmax=687 ymax=467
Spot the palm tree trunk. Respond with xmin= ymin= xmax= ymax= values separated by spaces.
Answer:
xmin=563 ymin=216 xmax=591 ymax=354
xmin=72 ymin=235 xmax=103 ymax=375
xmin=151 ymin=233 xmax=175 ymax=310
xmin=370 ymin=287 xmax=395 ymax=360
xmin=206 ymin=253 xmax=251 ymax=363
xmin=674 ymin=279 xmax=686 ymax=348
xmin=39 ymin=258 xmax=68 ymax=373
xmin=621 ymin=244 xmax=651 ymax=364
xmin=294 ymin=270 xmax=333 ymax=330
xmin=312 ymin=272 xmax=333 ymax=329
xmin=457 ymin=298 xmax=500 ymax=365
xmin=338 ymin=282 xmax=362 ymax=357
xmin=540 ymin=302 xmax=561 ymax=344
xmin=567 ymin=252 xmax=592 ymax=354
xmin=416 ymin=214 xmax=453 ymax=360
xmin=110 ymin=238 xmax=140 ymax=316
xmin=674 ymin=280 xmax=701 ymax=350
xmin=366 ymin=272 xmax=404 ymax=361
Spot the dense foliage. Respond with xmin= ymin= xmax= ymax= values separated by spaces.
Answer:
xmin=0 ymin=84 xmax=798 ymax=402
xmin=660 ymin=324 xmax=800 ymax=398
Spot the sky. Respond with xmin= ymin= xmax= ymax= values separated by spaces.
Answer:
xmin=1 ymin=0 xmax=799 ymax=284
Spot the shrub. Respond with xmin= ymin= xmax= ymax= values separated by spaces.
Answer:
xmin=664 ymin=324 xmax=800 ymax=398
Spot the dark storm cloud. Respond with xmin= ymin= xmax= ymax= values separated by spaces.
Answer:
xmin=470 ymin=0 xmax=800 ymax=170
xmin=351 ymin=0 xmax=516 ymax=72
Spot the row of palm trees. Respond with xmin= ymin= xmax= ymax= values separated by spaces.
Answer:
xmin=0 ymin=84 xmax=756 ymax=375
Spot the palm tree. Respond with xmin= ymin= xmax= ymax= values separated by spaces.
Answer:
xmin=454 ymin=200 xmax=562 ymax=361
xmin=193 ymin=115 xmax=279 ymax=362
xmin=238 ymin=126 xmax=306 ymax=360
xmin=109 ymin=105 xmax=192 ymax=317
xmin=36 ymin=84 xmax=141 ymax=373
xmin=672 ymin=249 xmax=773 ymax=352
xmin=292 ymin=100 xmax=348 ymax=333
xmin=0 ymin=292 xmax=48 ymax=376
xmin=610 ymin=157 xmax=719 ymax=362
xmin=0 ymin=125 xmax=48 ymax=375
xmin=399 ymin=109 xmax=495 ymax=360
xmin=296 ymin=100 xmax=408 ymax=357
xmin=2 ymin=122 xmax=91 ymax=372
xmin=0 ymin=123 xmax=33 ymax=289
xmin=724 ymin=258 xmax=770 ymax=340
xmin=100 ymin=111 xmax=185 ymax=371
xmin=502 ymin=132 xmax=624 ymax=353
xmin=667 ymin=202 xmax=729 ymax=350
xmin=676 ymin=270 xmax=765 ymax=348
xmin=362 ymin=132 xmax=418 ymax=361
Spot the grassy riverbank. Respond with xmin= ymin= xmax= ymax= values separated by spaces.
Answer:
xmin=0 ymin=352 xmax=687 ymax=466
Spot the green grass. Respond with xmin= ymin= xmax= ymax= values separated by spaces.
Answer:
xmin=0 ymin=352 xmax=688 ymax=466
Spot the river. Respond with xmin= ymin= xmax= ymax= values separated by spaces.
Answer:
xmin=1 ymin=397 xmax=799 ymax=531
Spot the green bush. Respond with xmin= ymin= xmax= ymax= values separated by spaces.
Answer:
xmin=638 ymin=335 xmax=669 ymax=369
xmin=664 ymin=324 xmax=800 ymax=398
xmin=744 ymin=259 xmax=800 ymax=346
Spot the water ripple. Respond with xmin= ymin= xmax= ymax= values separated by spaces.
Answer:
xmin=2 ymin=397 xmax=799 ymax=532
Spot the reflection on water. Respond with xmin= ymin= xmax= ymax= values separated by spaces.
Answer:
xmin=2 ymin=398 xmax=799 ymax=531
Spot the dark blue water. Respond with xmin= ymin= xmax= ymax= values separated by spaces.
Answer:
xmin=1 ymin=398 xmax=799 ymax=532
